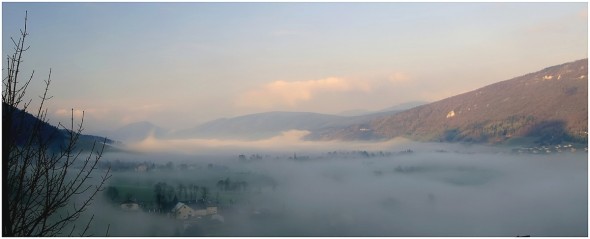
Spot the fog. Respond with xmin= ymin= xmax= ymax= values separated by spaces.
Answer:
xmin=127 ymin=130 xmax=405 ymax=154
xmin=75 ymin=138 xmax=587 ymax=236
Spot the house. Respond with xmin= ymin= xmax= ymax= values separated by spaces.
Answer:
xmin=135 ymin=163 xmax=148 ymax=172
xmin=192 ymin=206 xmax=218 ymax=217
xmin=171 ymin=201 xmax=219 ymax=220
xmin=207 ymin=206 xmax=218 ymax=215
xmin=193 ymin=208 xmax=207 ymax=217
xmin=171 ymin=202 xmax=195 ymax=220
xmin=120 ymin=200 xmax=140 ymax=211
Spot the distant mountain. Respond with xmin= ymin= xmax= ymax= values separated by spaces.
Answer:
xmin=3 ymin=103 xmax=116 ymax=151
xmin=337 ymin=109 xmax=372 ymax=117
xmin=175 ymin=111 xmax=346 ymax=140
xmin=99 ymin=121 xmax=168 ymax=142
xmin=309 ymin=59 xmax=588 ymax=145
xmin=378 ymin=101 xmax=428 ymax=112
xmin=338 ymin=101 xmax=428 ymax=116
xmin=176 ymin=102 xmax=427 ymax=140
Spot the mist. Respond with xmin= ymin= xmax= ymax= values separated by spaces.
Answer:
xmin=125 ymin=129 xmax=499 ymax=155
xmin=71 ymin=136 xmax=588 ymax=236
xmin=70 ymin=137 xmax=588 ymax=237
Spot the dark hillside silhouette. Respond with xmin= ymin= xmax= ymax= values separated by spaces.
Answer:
xmin=3 ymin=102 xmax=114 ymax=151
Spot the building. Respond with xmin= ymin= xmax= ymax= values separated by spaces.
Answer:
xmin=171 ymin=202 xmax=195 ymax=220
xmin=193 ymin=208 xmax=207 ymax=217
xmin=120 ymin=200 xmax=140 ymax=211
xmin=206 ymin=206 xmax=218 ymax=215
xmin=171 ymin=201 xmax=219 ymax=220
xmin=135 ymin=163 xmax=148 ymax=172
xmin=193 ymin=206 xmax=218 ymax=217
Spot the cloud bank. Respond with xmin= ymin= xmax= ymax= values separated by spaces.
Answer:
xmin=127 ymin=130 xmax=414 ymax=154
xmin=235 ymin=77 xmax=371 ymax=110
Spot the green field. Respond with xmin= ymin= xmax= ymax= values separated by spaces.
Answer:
xmin=104 ymin=166 xmax=276 ymax=208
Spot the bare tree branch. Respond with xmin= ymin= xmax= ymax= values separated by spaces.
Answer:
xmin=3 ymin=11 xmax=111 ymax=237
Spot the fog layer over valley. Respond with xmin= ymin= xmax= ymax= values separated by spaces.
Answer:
xmin=82 ymin=140 xmax=587 ymax=236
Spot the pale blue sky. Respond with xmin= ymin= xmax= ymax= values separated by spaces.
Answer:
xmin=2 ymin=2 xmax=587 ymax=132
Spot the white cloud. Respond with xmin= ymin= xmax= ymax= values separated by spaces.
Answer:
xmin=235 ymin=77 xmax=371 ymax=110
xmin=388 ymin=72 xmax=410 ymax=84
xmin=55 ymin=108 xmax=82 ymax=118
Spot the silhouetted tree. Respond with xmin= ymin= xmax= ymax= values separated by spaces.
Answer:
xmin=165 ymin=161 xmax=174 ymax=170
xmin=104 ymin=187 xmax=120 ymax=202
xmin=215 ymin=192 xmax=221 ymax=205
xmin=193 ymin=185 xmax=200 ymax=200
xmin=224 ymin=177 xmax=231 ymax=191
xmin=216 ymin=179 xmax=225 ymax=191
xmin=154 ymin=182 xmax=168 ymax=212
xmin=3 ymin=12 xmax=110 ymax=236
xmin=125 ymin=193 xmax=134 ymax=201
xmin=177 ymin=183 xmax=186 ymax=200
xmin=200 ymin=187 xmax=209 ymax=203
xmin=187 ymin=183 xmax=194 ymax=199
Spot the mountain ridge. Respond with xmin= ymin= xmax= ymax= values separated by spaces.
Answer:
xmin=307 ymin=59 xmax=588 ymax=145
xmin=173 ymin=101 xmax=427 ymax=140
xmin=174 ymin=111 xmax=346 ymax=140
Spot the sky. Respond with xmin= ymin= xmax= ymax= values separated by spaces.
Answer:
xmin=2 ymin=2 xmax=588 ymax=133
